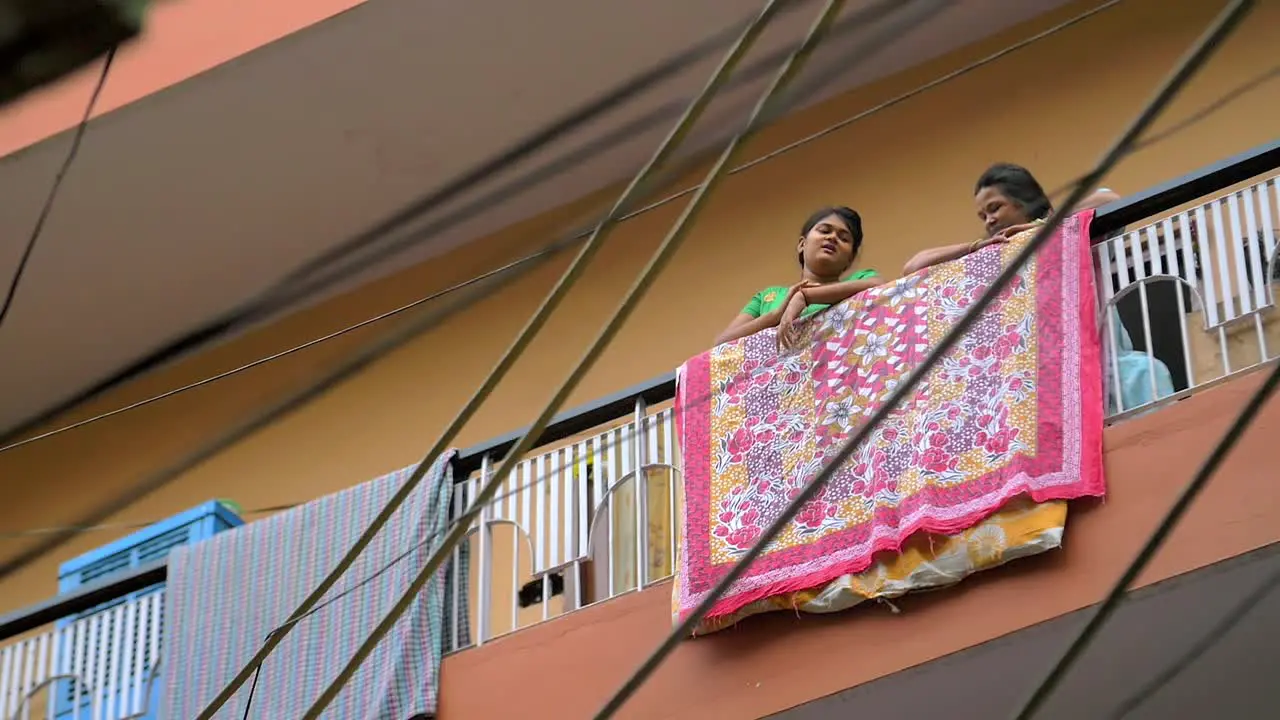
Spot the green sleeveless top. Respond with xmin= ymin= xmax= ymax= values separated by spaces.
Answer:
xmin=741 ymin=269 xmax=879 ymax=319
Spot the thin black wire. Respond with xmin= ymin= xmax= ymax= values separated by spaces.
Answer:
xmin=0 ymin=0 xmax=1259 ymax=691
xmin=0 ymin=47 xmax=116 ymax=330
xmin=1 ymin=34 xmax=1270 ymax=586
xmin=1012 ymin=356 xmax=1280 ymax=717
xmin=1108 ymin=560 xmax=1280 ymax=718
xmin=199 ymin=1 xmax=833 ymax=714
xmin=0 ymin=242 xmax=534 ymax=583
xmin=0 ymin=1 xmax=814 ymax=447
xmin=594 ymin=2 xmax=1255 ymax=716
xmin=1132 ymin=62 xmax=1280 ymax=152
xmin=299 ymin=1 xmax=869 ymax=713
xmin=218 ymin=46 xmax=1280 ymax=716
xmin=241 ymin=664 xmax=262 ymax=720
xmin=1046 ymin=59 xmax=1280 ymax=199
xmin=0 ymin=0 xmax=929 ymax=587
xmin=199 ymin=3 xmax=942 ymax=715
xmin=1 ymin=40 xmax=1270 ymax=560
xmin=0 ymin=49 xmax=1266 ymax=711
xmin=0 ymin=0 xmax=1138 ymax=457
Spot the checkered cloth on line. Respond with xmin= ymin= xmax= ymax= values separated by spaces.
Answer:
xmin=159 ymin=451 xmax=468 ymax=719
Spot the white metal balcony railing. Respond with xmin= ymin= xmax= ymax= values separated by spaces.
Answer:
xmin=444 ymin=400 xmax=682 ymax=651
xmin=0 ymin=592 xmax=162 ymax=720
xmin=1096 ymin=170 xmax=1280 ymax=418
xmin=3 ymin=161 xmax=1280 ymax=717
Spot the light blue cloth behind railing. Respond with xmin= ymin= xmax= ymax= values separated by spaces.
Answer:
xmin=1107 ymin=306 xmax=1177 ymax=413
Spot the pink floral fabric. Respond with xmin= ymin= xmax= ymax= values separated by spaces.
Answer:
xmin=674 ymin=212 xmax=1106 ymax=623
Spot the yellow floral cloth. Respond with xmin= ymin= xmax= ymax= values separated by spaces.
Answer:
xmin=674 ymin=497 xmax=1065 ymax=635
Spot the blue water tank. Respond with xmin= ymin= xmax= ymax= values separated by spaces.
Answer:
xmin=53 ymin=500 xmax=242 ymax=720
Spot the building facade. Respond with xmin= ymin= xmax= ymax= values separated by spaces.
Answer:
xmin=1 ymin=0 xmax=1279 ymax=717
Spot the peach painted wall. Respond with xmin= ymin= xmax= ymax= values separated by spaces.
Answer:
xmin=0 ymin=0 xmax=365 ymax=158
xmin=436 ymin=370 xmax=1280 ymax=719
xmin=0 ymin=0 xmax=1277 ymax=645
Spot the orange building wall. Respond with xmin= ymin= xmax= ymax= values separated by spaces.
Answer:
xmin=1 ymin=0 xmax=1278 ymax=621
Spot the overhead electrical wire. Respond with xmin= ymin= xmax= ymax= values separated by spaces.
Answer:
xmin=0 ymin=0 xmax=820 ymax=448
xmin=2 ymin=38 xmax=1271 ymax=610
xmin=0 ymin=47 xmax=117 ymax=330
xmin=1012 ymin=357 xmax=1279 ymax=717
xmin=5 ymin=0 xmax=972 ymax=450
xmin=0 ymin=0 xmax=938 ymax=589
xmin=0 ymin=7 xmax=1264 ymax=712
xmin=1108 ymin=558 xmax=1280 ymax=718
xmin=0 ymin=0 xmax=1264 ymax=707
xmin=194 ymin=0 xmax=801 ymax=714
xmin=0 ymin=0 xmax=1266 ymax=604
xmin=591 ymin=1 xmax=1257 ymax=717
xmin=296 ymin=0 xmax=878 ymax=715
xmin=209 ymin=12 xmax=1280 ymax=712
xmin=0 ymin=0 xmax=1141 ymax=457
xmin=196 ymin=1 xmax=946 ymax=715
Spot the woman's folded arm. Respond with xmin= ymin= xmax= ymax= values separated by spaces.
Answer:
xmin=801 ymin=277 xmax=880 ymax=305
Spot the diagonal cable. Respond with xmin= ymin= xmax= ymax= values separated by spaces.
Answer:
xmin=0 ymin=1 xmax=814 ymax=447
xmin=190 ymin=2 xmax=795 ymax=716
xmin=1012 ymin=349 xmax=1278 ymax=717
xmin=1109 ymin=557 xmax=1280 ymax=718
xmin=0 ymin=0 xmax=924 ymax=593
xmin=593 ymin=2 xmax=1256 ymax=717
xmin=297 ymin=1 xmax=857 ymax=715
xmin=0 ymin=47 xmax=116 ymax=330
xmin=0 ymin=0 xmax=1142 ymax=457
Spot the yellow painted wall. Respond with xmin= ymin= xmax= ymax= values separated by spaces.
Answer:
xmin=2 ymin=0 xmax=1278 ymax=628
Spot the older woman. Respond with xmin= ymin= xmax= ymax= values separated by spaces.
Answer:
xmin=902 ymin=162 xmax=1172 ymax=412
xmin=715 ymin=206 xmax=880 ymax=347
xmin=901 ymin=163 xmax=1120 ymax=276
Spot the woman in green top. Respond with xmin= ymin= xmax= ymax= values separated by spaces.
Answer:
xmin=715 ymin=205 xmax=880 ymax=347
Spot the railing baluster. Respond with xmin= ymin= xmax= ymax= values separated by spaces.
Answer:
xmin=536 ymin=452 xmax=549 ymax=621
xmin=633 ymin=398 xmax=649 ymax=590
xmin=602 ymin=427 xmax=616 ymax=599
xmin=72 ymin=615 xmax=87 ymax=720
xmin=511 ymin=462 xmax=524 ymax=632
xmin=650 ymin=409 xmax=660 ymax=576
xmin=574 ymin=440 xmax=589 ymax=609
xmin=106 ymin=604 xmax=124 ymax=718
xmin=1195 ymin=204 xmax=1232 ymax=373
xmin=34 ymin=631 xmax=49 ymax=711
xmin=1259 ymin=179 xmax=1278 ymax=308
xmin=89 ymin=612 xmax=104 ymax=720
xmin=476 ymin=456 xmax=493 ymax=646
xmin=1098 ymin=239 xmax=1125 ymax=413
xmin=1212 ymin=200 xmax=1240 ymax=321
xmin=0 ymin=642 xmax=13 ymax=719
xmin=1132 ymin=229 xmax=1160 ymax=404
xmin=125 ymin=594 xmax=141 ymax=715
xmin=48 ymin=625 xmax=63 ymax=717
xmin=1163 ymin=216 xmax=1196 ymax=389
xmin=1241 ymin=188 xmax=1268 ymax=309
xmin=548 ymin=449 xmax=562 ymax=609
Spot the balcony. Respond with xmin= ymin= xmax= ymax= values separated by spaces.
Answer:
xmin=2 ymin=137 xmax=1280 ymax=718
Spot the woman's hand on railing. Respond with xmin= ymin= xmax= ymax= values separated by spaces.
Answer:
xmin=777 ymin=287 xmax=811 ymax=352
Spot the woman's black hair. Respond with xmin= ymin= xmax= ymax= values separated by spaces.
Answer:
xmin=974 ymin=163 xmax=1053 ymax=220
xmin=797 ymin=205 xmax=863 ymax=268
